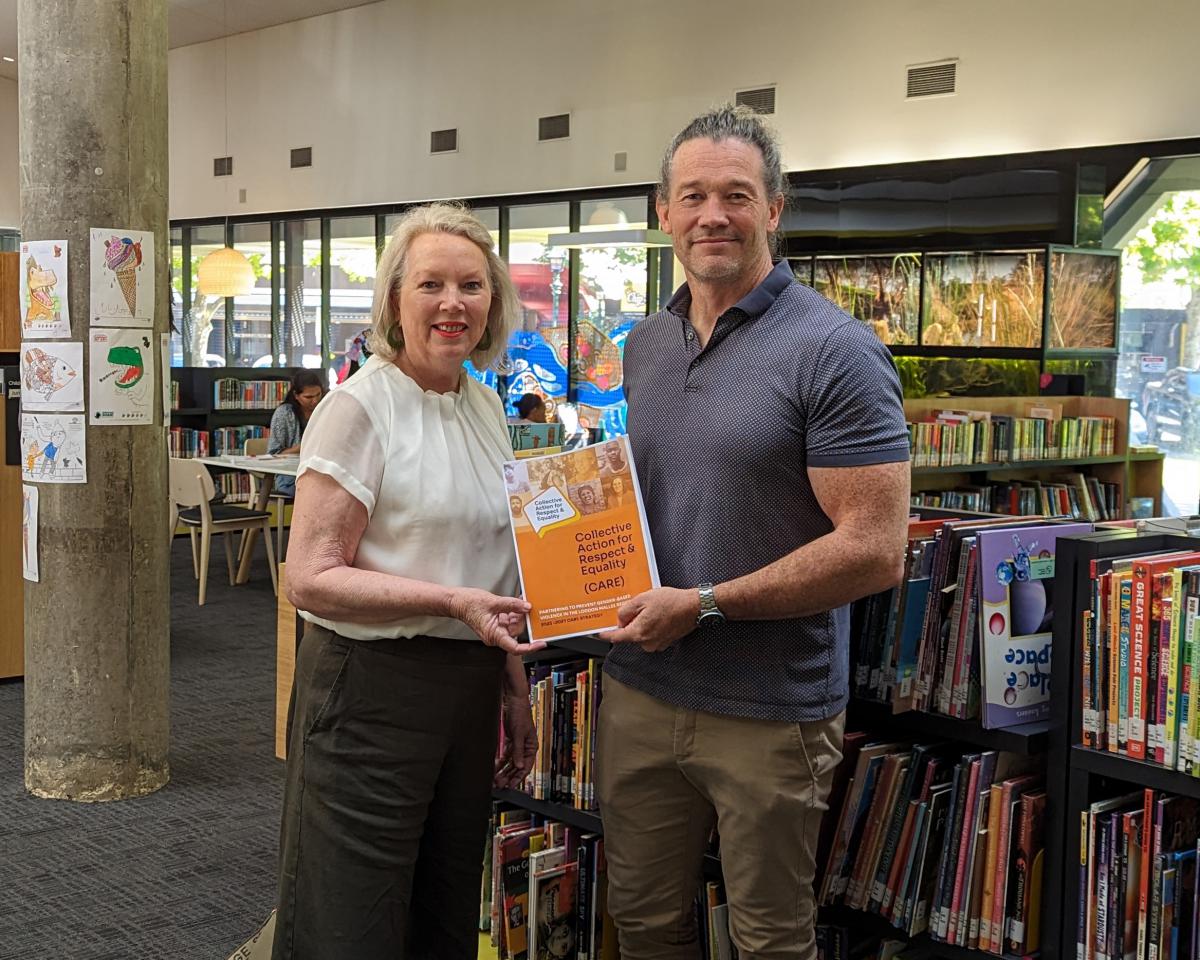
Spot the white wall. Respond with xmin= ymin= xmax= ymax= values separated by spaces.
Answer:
xmin=0 ymin=78 xmax=19 ymax=228
xmin=0 ymin=0 xmax=1127 ymax=221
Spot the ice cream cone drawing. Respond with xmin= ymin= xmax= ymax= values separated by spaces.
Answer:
xmin=24 ymin=254 xmax=58 ymax=327
xmin=104 ymin=235 xmax=142 ymax=316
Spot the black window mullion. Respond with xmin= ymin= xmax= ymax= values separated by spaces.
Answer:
xmin=320 ymin=218 xmax=332 ymax=370
xmin=271 ymin=220 xmax=282 ymax=365
xmin=224 ymin=220 xmax=234 ymax=364
xmin=567 ymin=201 xmax=581 ymax=405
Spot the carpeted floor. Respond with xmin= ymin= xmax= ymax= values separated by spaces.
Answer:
xmin=0 ymin=538 xmax=284 ymax=959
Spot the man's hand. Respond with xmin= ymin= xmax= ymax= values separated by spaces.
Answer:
xmin=600 ymin=586 xmax=700 ymax=653
xmin=495 ymin=692 xmax=538 ymax=789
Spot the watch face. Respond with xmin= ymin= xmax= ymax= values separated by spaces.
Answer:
xmin=697 ymin=610 xmax=725 ymax=627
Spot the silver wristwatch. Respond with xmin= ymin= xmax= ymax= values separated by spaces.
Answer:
xmin=697 ymin=583 xmax=726 ymax=627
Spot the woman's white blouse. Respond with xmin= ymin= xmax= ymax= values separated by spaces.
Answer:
xmin=296 ymin=355 xmax=518 ymax=642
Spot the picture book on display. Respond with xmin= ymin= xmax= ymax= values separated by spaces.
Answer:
xmin=504 ymin=437 xmax=659 ymax=643
xmin=976 ymin=521 xmax=1092 ymax=728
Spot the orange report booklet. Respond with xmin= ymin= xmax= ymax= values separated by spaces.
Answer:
xmin=504 ymin=436 xmax=659 ymax=642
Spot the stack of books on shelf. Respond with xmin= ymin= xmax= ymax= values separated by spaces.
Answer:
xmin=482 ymin=807 xmax=615 ymax=960
xmin=524 ymin=658 xmax=603 ymax=810
xmin=213 ymin=471 xmax=251 ymax=503
xmin=212 ymin=425 xmax=268 ymax=457
xmin=1081 ymin=547 xmax=1200 ymax=770
xmin=168 ymin=427 xmax=209 ymax=458
xmin=212 ymin=377 xmax=289 ymax=410
xmin=911 ymin=473 xmax=1121 ymax=520
xmin=1078 ymin=789 xmax=1199 ymax=960
xmin=819 ymin=736 xmax=1046 ymax=956
xmin=907 ymin=403 xmax=1116 ymax=468
xmin=508 ymin=422 xmax=564 ymax=459
xmin=853 ymin=514 xmax=1088 ymax=730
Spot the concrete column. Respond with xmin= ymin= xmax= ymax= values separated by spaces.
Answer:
xmin=18 ymin=0 xmax=170 ymax=800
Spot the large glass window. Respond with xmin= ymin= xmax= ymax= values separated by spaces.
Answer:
xmin=281 ymin=219 xmax=322 ymax=369
xmin=230 ymin=222 xmax=274 ymax=367
xmin=505 ymin=202 xmax=571 ymax=418
xmin=187 ymin=224 xmax=228 ymax=366
xmin=573 ymin=197 xmax=651 ymax=438
xmin=1113 ymin=183 xmax=1200 ymax=516
xmin=328 ymin=216 xmax=376 ymax=382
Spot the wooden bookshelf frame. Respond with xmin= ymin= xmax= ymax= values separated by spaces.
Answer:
xmin=905 ymin=395 xmax=1164 ymax=517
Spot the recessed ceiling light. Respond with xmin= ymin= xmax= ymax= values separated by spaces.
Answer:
xmin=2 ymin=57 xmax=13 ymax=63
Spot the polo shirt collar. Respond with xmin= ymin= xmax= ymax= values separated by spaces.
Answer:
xmin=666 ymin=258 xmax=795 ymax=322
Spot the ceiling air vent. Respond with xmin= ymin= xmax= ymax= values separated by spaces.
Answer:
xmin=538 ymin=114 xmax=570 ymax=142
xmin=906 ymin=59 xmax=957 ymax=99
xmin=736 ymin=86 xmax=776 ymax=115
xmin=213 ymin=156 xmax=233 ymax=177
xmin=430 ymin=128 xmax=458 ymax=154
xmin=290 ymin=147 xmax=313 ymax=169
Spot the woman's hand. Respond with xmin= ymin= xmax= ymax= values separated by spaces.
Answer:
xmin=495 ymin=688 xmax=539 ymax=789
xmin=450 ymin=587 xmax=543 ymax=655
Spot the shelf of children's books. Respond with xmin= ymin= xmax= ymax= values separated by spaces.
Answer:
xmin=1070 ymin=746 xmax=1200 ymax=800
xmin=849 ymin=697 xmax=1052 ymax=755
xmin=910 ymin=455 xmax=1127 ymax=476
xmin=819 ymin=904 xmax=1036 ymax=960
xmin=491 ymin=789 xmax=603 ymax=834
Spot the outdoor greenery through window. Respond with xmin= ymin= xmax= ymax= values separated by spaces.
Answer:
xmin=1117 ymin=190 xmax=1200 ymax=515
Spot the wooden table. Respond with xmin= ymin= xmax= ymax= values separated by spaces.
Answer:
xmin=197 ymin=454 xmax=297 ymax=584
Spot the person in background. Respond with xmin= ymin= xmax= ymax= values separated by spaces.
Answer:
xmin=272 ymin=202 xmax=542 ymax=960
xmin=597 ymin=104 xmax=911 ymax=960
xmin=514 ymin=392 xmax=547 ymax=423
xmin=268 ymin=369 xmax=326 ymax=497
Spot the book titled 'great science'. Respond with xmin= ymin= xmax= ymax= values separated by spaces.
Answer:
xmin=504 ymin=436 xmax=659 ymax=643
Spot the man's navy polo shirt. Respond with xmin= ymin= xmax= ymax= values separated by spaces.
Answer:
xmin=605 ymin=259 xmax=911 ymax=723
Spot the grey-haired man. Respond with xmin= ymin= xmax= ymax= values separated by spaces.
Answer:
xmin=596 ymin=105 xmax=912 ymax=960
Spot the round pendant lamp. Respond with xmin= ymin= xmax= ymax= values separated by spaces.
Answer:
xmin=196 ymin=246 xmax=255 ymax=297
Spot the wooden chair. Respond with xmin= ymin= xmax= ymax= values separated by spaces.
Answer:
xmin=168 ymin=457 xmax=278 ymax=605
xmin=244 ymin=437 xmax=292 ymax=562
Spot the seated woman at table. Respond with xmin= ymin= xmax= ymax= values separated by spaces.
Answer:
xmin=272 ymin=202 xmax=541 ymax=960
xmin=267 ymin=369 xmax=326 ymax=497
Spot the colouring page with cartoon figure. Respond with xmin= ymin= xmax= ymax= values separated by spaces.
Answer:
xmin=89 ymin=329 xmax=155 ymax=425
xmin=22 ymin=485 xmax=39 ymax=583
xmin=19 ymin=240 xmax=71 ymax=338
xmin=19 ymin=341 xmax=84 ymax=412
xmin=20 ymin=413 xmax=87 ymax=484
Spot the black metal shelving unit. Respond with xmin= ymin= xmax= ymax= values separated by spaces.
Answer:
xmin=493 ymin=610 xmax=1065 ymax=959
xmin=848 ymin=696 xmax=1052 ymax=755
xmin=1049 ymin=529 xmax=1200 ymax=960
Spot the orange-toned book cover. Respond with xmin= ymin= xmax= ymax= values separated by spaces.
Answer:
xmin=505 ymin=437 xmax=659 ymax=643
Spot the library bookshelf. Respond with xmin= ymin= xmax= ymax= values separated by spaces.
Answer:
xmin=493 ymin=617 xmax=1056 ymax=960
xmin=1051 ymin=529 xmax=1200 ymax=960
xmin=905 ymin=395 xmax=1164 ymax=520
xmin=169 ymin=366 xmax=298 ymax=509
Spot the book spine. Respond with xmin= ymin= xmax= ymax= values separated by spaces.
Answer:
xmin=1166 ymin=569 xmax=1185 ymax=769
xmin=1187 ymin=572 xmax=1200 ymax=776
xmin=1138 ymin=789 xmax=1156 ymax=960
xmin=1120 ymin=577 xmax=1133 ymax=754
xmin=1130 ymin=563 xmax=1152 ymax=760
xmin=1096 ymin=814 xmax=1111 ymax=960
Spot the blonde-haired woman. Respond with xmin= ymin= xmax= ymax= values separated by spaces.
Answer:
xmin=273 ymin=203 xmax=541 ymax=960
